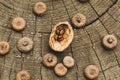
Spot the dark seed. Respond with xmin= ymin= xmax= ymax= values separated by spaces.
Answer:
xmin=56 ymin=29 xmax=65 ymax=35
xmin=57 ymin=35 xmax=63 ymax=39
xmin=57 ymin=35 xmax=64 ymax=41
xmin=59 ymin=29 xmax=65 ymax=35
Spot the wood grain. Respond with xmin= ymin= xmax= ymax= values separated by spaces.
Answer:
xmin=0 ymin=0 xmax=119 ymax=80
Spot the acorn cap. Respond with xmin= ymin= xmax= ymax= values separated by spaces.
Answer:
xmin=54 ymin=63 xmax=67 ymax=77
xmin=16 ymin=70 xmax=30 ymax=80
xmin=33 ymin=2 xmax=47 ymax=15
xmin=63 ymin=56 xmax=75 ymax=68
xmin=42 ymin=53 xmax=57 ymax=67
xmin=17 ymin=37 xmax=34 ymax=52
xmin=72 ymin=13 xmax=86 ymax=28
xmin=102 ymin=34 xmax=117 ymax=49
xmin=84 ymin=65 xmax=99 ymax=79
xmin=0 ymin=41 xmax=10 ymax=55
xmin=12 ymin=17 xmax=26 ymax=31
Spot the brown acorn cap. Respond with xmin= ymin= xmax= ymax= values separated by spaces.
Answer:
xmin=33 ymin=2 xmax=47 ymax=15
xmin=42 ymin=53 xmax=57 ymax=67
xmin=12 ymin=17 xmax=26 ymax=31
xmin=63 ymin=56 xmax=75 ymax=68
xmin=49 ymin=21 xmax=74 ymax=52
xmin=84 ymin=65 xmax=99 ymax=79
xmin=72 ymin=13 xmax=86 ymax=28
xmin=16 ymin=70 xmax=30 ymax=80
xmin=17 ymin=37 xmax=34 ymax=53
xmin=102 ymin=34 xmax=117 ymax=49
xmin=0 ymin=41 xmax=10 ymax=55
xmin=54 ymin=63 xmax=67 ymax=77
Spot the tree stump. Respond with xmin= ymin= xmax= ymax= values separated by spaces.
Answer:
xmin=0 ymin=0 xmax=120 ymax=80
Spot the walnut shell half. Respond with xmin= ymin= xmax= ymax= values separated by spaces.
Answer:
xmin=49 ymin=21 xmax=74 ymax=52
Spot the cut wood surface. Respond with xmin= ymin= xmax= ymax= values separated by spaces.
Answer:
xmin=0 ymin=0 xmax=120 ymax=80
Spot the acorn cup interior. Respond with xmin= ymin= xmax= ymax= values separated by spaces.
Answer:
xmin=49 ymin=21 xmax=74 ymax=52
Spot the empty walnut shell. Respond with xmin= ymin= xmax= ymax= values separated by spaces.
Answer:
xmin=49 ymin=21 xmax=74 ymax=52
xmin=16 ymin=70 xmax=30 ymax=80
xmin=102 ymin=34 xmax=117 ymax=49
xmin=42 ymin=53 xmax=57 ymax=67
xmin=54 ymin=63 xmax=67 ymax=77
xmin=84 ymin=65 xmax=99 ymax=79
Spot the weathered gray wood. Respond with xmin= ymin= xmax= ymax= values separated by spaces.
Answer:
xmin=0 ymin=0 xmax=120 ymax=80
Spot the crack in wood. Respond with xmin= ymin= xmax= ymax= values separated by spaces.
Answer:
xmin=70 ymin=44 xmax=79 ymax=80
xmin=84 ymin=29 xmax=107 ymax=80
